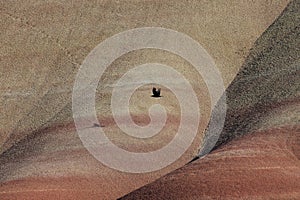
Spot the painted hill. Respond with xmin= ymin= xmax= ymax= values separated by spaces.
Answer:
xmin=0 ymin=0 xmax=295 ymax=199
xmin=121 ymin=0 xmax=300 ymax=199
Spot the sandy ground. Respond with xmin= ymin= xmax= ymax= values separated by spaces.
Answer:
xmin=121 ymin=1 xmax=300 ymax=199
xmin=0 ymin=0 xmax=297 ymax=199
xmin=0 ymin=0 xmax=290 ymax=154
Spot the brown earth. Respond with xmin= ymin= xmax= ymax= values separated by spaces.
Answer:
xmin=121 ymin=1 xmax=300 ymax=199
xmin=0 ymin=0 xmax=290 ymax=154
xmin=0 ymin=121 xmax=172 ymax=200
xmin=0 ymin=0 xmax=298 ymax=199
xmin=121 ymin=125 xmax=300 ymax=200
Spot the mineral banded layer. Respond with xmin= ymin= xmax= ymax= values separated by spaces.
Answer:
xmin=0 ymin=0 xmax=299 ymax=199
xmin=121 ymin=1 xmax=300 ymax=199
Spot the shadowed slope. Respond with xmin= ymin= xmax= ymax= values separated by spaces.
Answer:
xmin=199 ymin=0 xmax=299 ymax=156
xmin=121 ymin=1 xmax=300 ymax=199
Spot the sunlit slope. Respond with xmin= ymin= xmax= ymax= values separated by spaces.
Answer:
xmin=121 ymin=1 xmax=300 ymax=199
xmin=0 ymin=0 xmax=290 ymax=154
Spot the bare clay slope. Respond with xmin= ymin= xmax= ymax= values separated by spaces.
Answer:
xmin=199 ymin=0 xmax=300 ymax=156
xmin=121 ymin=1 xmax=300 ymax=199
xmin=121 ymin=125 xmax=300 ymax=200
xmin=0 ymin=0 xmax=296 ymax=199
xmin=0 ymin=1 xmax=291 ymax=199
xmin=212 ymin=0 xmax=299 ymax=149
xmin=0 ymin=0 xmax=290 ymax=154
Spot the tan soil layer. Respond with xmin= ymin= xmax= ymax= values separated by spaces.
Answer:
xmin=0 ymin=0 xmax=297 ymax=199
xmin=0 ymin=112 xmax=204 ymax=199
xmin=122 ymin=1 xmax=300 ymax=199
xmin=0 ymin=121 xmax=165 ymax=199
xmin=0 ymin=0 xmax=289 ymax=154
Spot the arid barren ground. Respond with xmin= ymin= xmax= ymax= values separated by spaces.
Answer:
xmin=122 ymin=1 xmax=300 ymax=199
xmin=0 ymin=0 xmax=299 ymax=199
